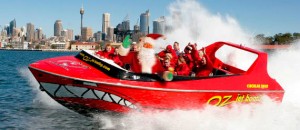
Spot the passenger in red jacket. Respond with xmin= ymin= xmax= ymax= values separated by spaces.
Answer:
xmin=183 ymin=44 xmax=194 ymax=69
xmin=174 ymin=54 xmax=190 ymax=76
xmin=108 ymin=48 xmax=123 ymax=67
xmin=158 ymin=45 xmax=178 ymax=64
xmin=161 ymin=53 xmax=175 ymax=72
xmin=95 ymin=43 xmax=114 ymax=59
xmin=193 ymin=48 xmax=213 ymax=77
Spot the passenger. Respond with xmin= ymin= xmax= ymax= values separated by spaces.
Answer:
xmin=183 ymin=44 xmax=194 ymax=69
xmin=162 ymin=53 xmax=175 ymax=72
xmin=174 ymin=54 xmax=190 ymax=76
xmin=173 ymin=41 xmax=180 ymax=56
xmin=157 ymin=45 xmax=178 ymax=62
xmin=108 ymin=48 xmax=123 ymax=67
xmin=193 ymin=48 xmax=213 ymax=77
xmin=130 ymin=42 xmax=139 ymax=52
xmin=95 ymin=43 xmax=114 ymax=59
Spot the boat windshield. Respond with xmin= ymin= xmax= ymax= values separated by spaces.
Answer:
xmin=215 ymin=44 xmax=258 ymax=72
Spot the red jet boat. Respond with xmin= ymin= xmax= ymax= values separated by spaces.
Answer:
xmin=29 ymin=41 xmax=284 ymax=115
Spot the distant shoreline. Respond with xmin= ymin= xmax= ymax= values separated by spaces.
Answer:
xmin=0 ymin=48 xmax=80 ymax=52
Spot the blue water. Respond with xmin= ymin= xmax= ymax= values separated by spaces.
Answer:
xmin=0 ymin=50 xmax=102 ymax=129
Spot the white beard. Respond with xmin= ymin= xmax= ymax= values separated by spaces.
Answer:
xmin=138 ymin=47 xmax=156 ymax=73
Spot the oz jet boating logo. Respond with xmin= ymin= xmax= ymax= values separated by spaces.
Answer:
xmin=50 ymin=60 xmax=89 ymax=70
xmin=207 ymin=94 xmax=262 ymax=107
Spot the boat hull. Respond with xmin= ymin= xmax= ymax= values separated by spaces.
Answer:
xmin=29 ymin=66 xmax=284 ymax=114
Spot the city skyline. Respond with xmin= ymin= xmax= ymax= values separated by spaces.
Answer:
xmin=0 ymin=0 xmax=299 ymax=37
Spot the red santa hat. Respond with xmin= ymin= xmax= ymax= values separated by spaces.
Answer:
xmin=146 ymin=33 xmax=164 ymax=40
xmin=142 ymin=34 xmax=165 ymax=49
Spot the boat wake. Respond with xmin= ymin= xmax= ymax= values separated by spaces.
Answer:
xmin=19 ymin=67 xmax=64 ymax=109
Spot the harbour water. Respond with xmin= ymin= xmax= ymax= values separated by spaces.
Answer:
xmin=1 ymin=42 xmax=300 ymax=130
xmin=0 ymin=50 xmax=101 ymax=129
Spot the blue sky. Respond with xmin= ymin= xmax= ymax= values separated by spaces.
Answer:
xmin=0 ymin=0 xmax=299 ymax=37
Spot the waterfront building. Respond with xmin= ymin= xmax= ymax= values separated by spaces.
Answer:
xmin=140 ymin=10 xmax=150 ymax=35
xmin=82 ymin=27 xmax=93 ymax=42
xmin=26 ymin=23 xmax=35 ymax=42
xmin=153 ymin=16 xmax=165 ymax=35
xmin=9 ymin=19 xmax=16 ymax=36
xmin=102 ymin=13 xmax=110 ymax=35
xmin=71 ymin=42 xmax=98 ymax=50
xmin=54 ymin=20 xmax=63 ymax=36
xmin=50 ymin=41 xmax=69 ymax=49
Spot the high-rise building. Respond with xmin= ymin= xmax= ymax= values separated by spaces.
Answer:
xmin=34 ymin=29 xmax=38 ymax=41
xmin=94 ymin=31 xmax=102 ymax=42
xmin=153 ymin=16 xmax=165 ymax=35
xmin=4 ymin=25 xmax=9 ymax=36
xmin=12 ymin=28 xmax=21 ymax=38
xmin=20 ymin=26 xmax=26 ymax=37
xmin=82 ymin=27 xmax=93 ymax=41
xmin=122 ymin=20 xmax=130 ymax=31
xmin=61 ymin=30 xmax=68 ymax=41
xmin=61 ymin=30 xmax=67 ymax=37
xmin=26 ymin=23 xmax=35 ymax=42
xmin=9 ymin=19 xmax=16 ymax=36
xmin=134 ymin=25 xmax=140 ymax=32
xmin=80 ymin=4 xmax=84 ymax=38
xmin=54 ymin=20 xmax=63 ymax=36
xmin=140 ymin=10 xmax=150 ymax=35
xmin=106 ymin=27 xmax=114 ymax=42
xmin=67 ymin=29 xmax=74 ymax=41
xmin=37 ymin=28 xmax=43 ymax=40
xmin=102 ymin=13 xmax=110 ymax=34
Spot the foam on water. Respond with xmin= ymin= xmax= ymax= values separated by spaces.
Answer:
xmin=19 ymin=67 xmax=64 ymax=109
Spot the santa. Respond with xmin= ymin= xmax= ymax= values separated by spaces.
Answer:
xmin=118 ymin=34 xmax=166 ymax=74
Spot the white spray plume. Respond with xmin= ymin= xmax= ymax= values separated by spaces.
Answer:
xmin=268 ymin=40 xmax=300 ymax=107
xmin=158 ymin=0 xmax=252 ymax=50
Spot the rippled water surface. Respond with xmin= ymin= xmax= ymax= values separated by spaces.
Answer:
xmin=0 ymin=50 xmax=102 ymax=129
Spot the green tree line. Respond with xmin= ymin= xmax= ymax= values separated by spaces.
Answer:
xmin=255 ymin=32 xmax=300 ymax=45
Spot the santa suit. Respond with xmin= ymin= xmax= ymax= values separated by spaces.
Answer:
xmin=118 ymin=35 xmax=165 ymax=74
xmin=119 ymin=50 xmax=164 ymax=74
